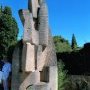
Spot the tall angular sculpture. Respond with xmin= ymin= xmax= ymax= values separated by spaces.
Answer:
xmin=11 ymin=0 xmax=58 ymax=90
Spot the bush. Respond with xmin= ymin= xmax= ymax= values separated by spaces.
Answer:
xmin=58 ymin=60 xmax=70 ymax=90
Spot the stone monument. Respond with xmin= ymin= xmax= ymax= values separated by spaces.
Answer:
xmin=11 ymin=0 xmax=58 ymax=90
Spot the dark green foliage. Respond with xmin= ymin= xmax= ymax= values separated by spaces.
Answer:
xmin=53 ymin=36 xmax=72 ymax=53
xmin=3 ymin=6 xmax=12 ymax=16
xmin=76 ymin=80 xmax=88 ymax=90
xmin=71 ymin=34 xmax=77 ymax=50
xmin=58 ymin=60 xmax=70 ymax=90
xmin=0 ymin=6 xmax=18 ymax=59
xmin=71 ymin=79 xmax=89 ymax=90
xmin=57 ymin=42 xmax=90 ymax=75
xmin=58 ymin=60 xmax=89 ymax=90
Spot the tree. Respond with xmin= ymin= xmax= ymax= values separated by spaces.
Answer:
xmin=53 ymin=36 xmax=72 ymax=53
xmin=0 ymin=6 xmax=18 ymax=59
xmin=58 ymin=60 xmax=70 ymax=90
xmin=71 ymin=34 xmax=77 ymax=50
xmin=3 ymin=6 xmax=12 ymax=16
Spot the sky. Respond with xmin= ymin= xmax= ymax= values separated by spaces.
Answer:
xmin=0 ymin=0 xmax=90 ymax=46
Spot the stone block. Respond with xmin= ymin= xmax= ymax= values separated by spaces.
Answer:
xmin=49 ymin=66 xmax=58 ymax=90
xmin=19 ymin=9 xmax=39 ymax=45
xmin=26 ymin=83 xmax=49 ymax=90
xmin=35 ymin=83 xmax=49 ymax=90
xmin=22 ymin=43 xmax=35 ymax=72
xmin=44 ymin=30 xmax=57 ymax=66
xmin=32 ymin=29 xmax=39 ymax=45
xmin=38 ymin=2 xmax=48 ymax=46
xmin=19 ymin=71 xmax=40 ymax=90
xmin=23 ymin=11 xmax=32 ymax=42
xmin=19 ymin=10 xmax=33 ymax=42
xmin=37 ymin=47 xmax=47 ymax=71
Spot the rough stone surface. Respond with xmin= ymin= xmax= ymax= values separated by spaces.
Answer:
xmin=21 ymin=10 xmax=32 ymax=42
xmin=37 ymin=46 xmax=47 ymax=71
xmin=19 ymin=10 xmax=39 ymax=45
xmin=19 ymin=71 xmax=40 ymax=90
xmin=45 ymin=30 xmax=57 ymax=66
xmin=22 ymin=43 xmax=35 ymax=72
xmin=38 ymin=1 xmax=48 ymax=46
xmin=28 ymin=0 xmax=39 ymax=18
xmin=32 ymin=28 xmax=39 ymax=45
xmin=11 ymin=46 xmax=20 ymax=90
xmin=11 ymin=0 xmax=58 ymax=90
xmin=49 ymin=66 xmax=58 ymax=90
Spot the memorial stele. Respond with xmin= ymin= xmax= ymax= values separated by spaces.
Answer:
xmin=11 ymin=0 xmax=58 ymax=90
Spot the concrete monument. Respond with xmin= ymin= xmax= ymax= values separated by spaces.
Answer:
xmin=11 ymin=0 xmax=58 ymax=90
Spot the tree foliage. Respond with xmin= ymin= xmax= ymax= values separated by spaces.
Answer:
xmin=3 ymin=6 xmax=12 ymax=16
xmin=71 ymin=34 xmax=77 ymax=50
xmin=58 ymin=60 xmax=71 ymax=90
xmin=0 ymin=6 xmax=18 ymax=59
xmin=53 ymin=36 xmax=72 ymax=53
